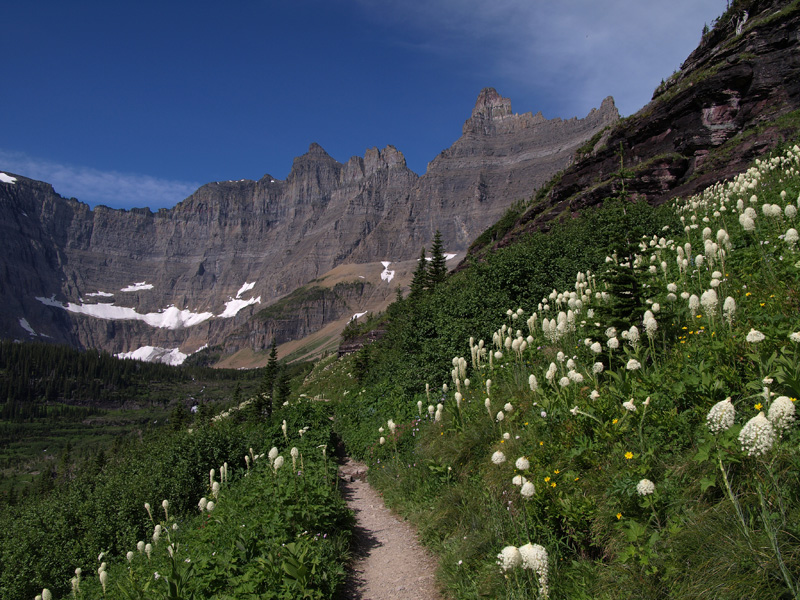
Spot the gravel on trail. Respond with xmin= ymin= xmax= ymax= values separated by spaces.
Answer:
xmin=338 ymin=458 xmax=443 ymax=600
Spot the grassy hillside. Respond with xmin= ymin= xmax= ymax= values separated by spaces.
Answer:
xmin=307 ymin=142 xmax=800 ymax=599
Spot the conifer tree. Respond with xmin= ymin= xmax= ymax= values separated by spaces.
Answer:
xmin=274 ymin=366 xmax=291 ymax=406
xmin=427 ymin=230 xmax=448 ymax=288
xmin=256 ymin=339 xmax=279 ymax=419
xmin=409 ymin=246 xmax=428 ymax=298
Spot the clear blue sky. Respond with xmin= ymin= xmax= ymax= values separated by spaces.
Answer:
xmin=1 ymin=0 xmax=729 ymax=209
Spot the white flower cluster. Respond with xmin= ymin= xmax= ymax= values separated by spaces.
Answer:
xmin=738 ymin=412 xmax=776 ymax=456
xmin=767 ymin=396 xmax=796 ymax=432
xmin=519 ymin=543 xmax=549 ymax=598
xmin=746 ymin=329 xmax=766 ymax=343
xmin=497 ymin=545 xmax=522 ymax=571
xmin=491 ymin=451 xmax=506 ymax=465
xmin=636 ymin=479 xmax=655 ymax=496
xmin=706 ymin=397 xmax=735 ymax=433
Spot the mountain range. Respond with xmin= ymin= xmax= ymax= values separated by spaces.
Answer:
xmin=0 ymin=90 xmax=619 ymax=363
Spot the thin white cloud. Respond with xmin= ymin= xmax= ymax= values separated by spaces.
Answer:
xmin=0 ymin=149 xmax=201 ymax=210
xmin=357 ymin=0 xmax=729 ymax=117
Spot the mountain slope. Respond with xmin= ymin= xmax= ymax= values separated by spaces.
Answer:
xmin=470 ymin=0 xmax=800 ymax=256
xmin=0 ymin=92 xmax=616 ymax=361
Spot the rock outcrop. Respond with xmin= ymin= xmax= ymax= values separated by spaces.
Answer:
xmin=0 ymin=91 xmax=616 ymax=359
xmin=477 ymin=0 xmax=800 ymax=253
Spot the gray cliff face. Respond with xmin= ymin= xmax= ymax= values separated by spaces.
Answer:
xmin=0 ymin=90 xmax=617 ymax=358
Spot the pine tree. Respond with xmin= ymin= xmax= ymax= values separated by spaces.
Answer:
xmin=409 ymin=246 xmax=429 ymax=298
xmin=426 ymin=230 xmax=448 ymax=288
xmin=256 ymin=339 xmax=279 ymax=419
xmin=274 ymin=366 xmax=291 ymax=406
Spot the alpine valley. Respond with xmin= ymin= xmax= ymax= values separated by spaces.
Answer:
xmin=2 ymin=0 xmax=800 ymax=369
xmin=0 ymin=90 xmax=619 ymax=365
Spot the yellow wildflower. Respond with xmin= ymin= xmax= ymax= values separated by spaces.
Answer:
xmin=624 ymin=452 xmax=633 ymax=460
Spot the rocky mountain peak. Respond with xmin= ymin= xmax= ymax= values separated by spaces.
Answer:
xmin=464 ymin=88 xmax=515 ymax=135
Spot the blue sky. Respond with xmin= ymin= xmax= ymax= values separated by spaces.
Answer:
xmin=1 ymin=0 xmax=728 ymax=209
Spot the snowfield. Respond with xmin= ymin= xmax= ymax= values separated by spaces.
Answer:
xmin=115 ymin=346 xmax=188 ymax=366
xmin=220 ymin=296 xmax=261 ymax=318
xmin=36 ymin=296 xmax=214 ymax=329
xmin=121 ymin=281 xmax=155 ymax=292
xmin=380 ymin=261 xmax=395 ymax=283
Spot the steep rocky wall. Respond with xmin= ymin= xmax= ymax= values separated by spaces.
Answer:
xmin=0 ymin=90 xmax=616 ymax=358
xmin=487 ymin=0 xmax=800 ymax=251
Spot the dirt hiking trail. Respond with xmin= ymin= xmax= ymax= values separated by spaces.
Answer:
xmin=338 ymin=458 xmax=443 ymax=600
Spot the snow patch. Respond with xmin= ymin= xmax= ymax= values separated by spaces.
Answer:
xmin=86 ymin=291 xmax=114 ymax=297
xmin=380 ymin=261 xmax=395 ymax=283
xmin=36 ymin=296 xmax=214 ymax=329
xmin=0 ymin=173 xmax=17 ymax=184
xmin=116 ymin=346 xmax=188 ymax=366
xmin=121 ymin=281 xmax=154 ymax=292
xmin=236 ymin=281 xmax=256 ymax=298
xmin=219 ymin=296 xmax=261 ymax=318
xmin=425 ymin=253 xmax=458 ymax=262
xmin=19 ymin=318 xmax=36 ymax=336
xmin=351 ymin=311 xmax=368 ymax=321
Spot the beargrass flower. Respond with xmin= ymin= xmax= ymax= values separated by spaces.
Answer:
xmin=568 ymin=370 xmax=584 ymax=383
xmin=144 ymin=502 xmax=152 ymax=521
xmin=273 ymin=456 xmax=284 ymax=471
xmin=199 ymin=497 xmax=209 ymax=511
xmin=746 ymin=329 xmax=766 ymax=343
xmin=145 ymin=543 xmax=152 ymax=559
xmin=529 ymin=374 xmax=538 ymax=392
xmin=789 ymin=332 xmax=800 ymax=343
xmin=623 ymin=399 xmax=636 ymax=412
xmin=707 ymin=398 xmax=735 ymax=433
xmin=417 ymin=400 xmax=423 ymax=415
xmin=608 ymin=337 xmax=619 ymax=349
xmin=206 ymin=501 xmax=215 ymax=513
xmin=700 ymin=289 xmax=718 ymax=315
xmin=42 ymin=590 xmax=52 ymax=600
xmin=515 ymin=457 xmax=530 ymax=470
xmin=496 ymin=411 xmax=505 ymax=422
xmin=497 ymin=546 xmax=522 ymax=571
xmin=503 ymin=402 xmax=513 ymax=413
xmin=626 ymin=359 xmax=642 ymax=371
xmin=636 ymin=479 xmax=655 ymax=496
xmin=491 ymin=451 xmax=506 ymax=465
xmin=723 ymin=297 xmax=736 ymax=325
xmin=689 ymin=294 xmax=700 ymax=313
xmin=559 ymin=376 xmax=571 ymax=387
xmin=521 ymin=481 xmax=536 ymax=497
xmin=519 ymin=543 xmax=549 ymax=598
xmin=590 ymin=341 xmax=602 ymax=354
xmin=99 ymin=570 xmax=108 ymax=594
xmin=379 ymin=436 xmax=386 ymax=445
xmin=768 ymin=396 xmax=796 ymax=432
xmin=739 ymin=412 xmax=775 ymax=456
xmin=512 ymin=475 xmax=525 ymax=486
xmin=162 ymin=499 xmax=169 ymax=520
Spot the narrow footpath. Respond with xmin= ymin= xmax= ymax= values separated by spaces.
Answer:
xmin=338 ymin=458 xmax=443 ymax=600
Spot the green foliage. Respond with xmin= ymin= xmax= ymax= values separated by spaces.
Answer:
xmin=427 ymin=230 xmax=448 ymax=289
xmin=306 ymin=142 xmax=800 ymax=599
xmin=409 ymin=246 xmax=429 ymax=299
